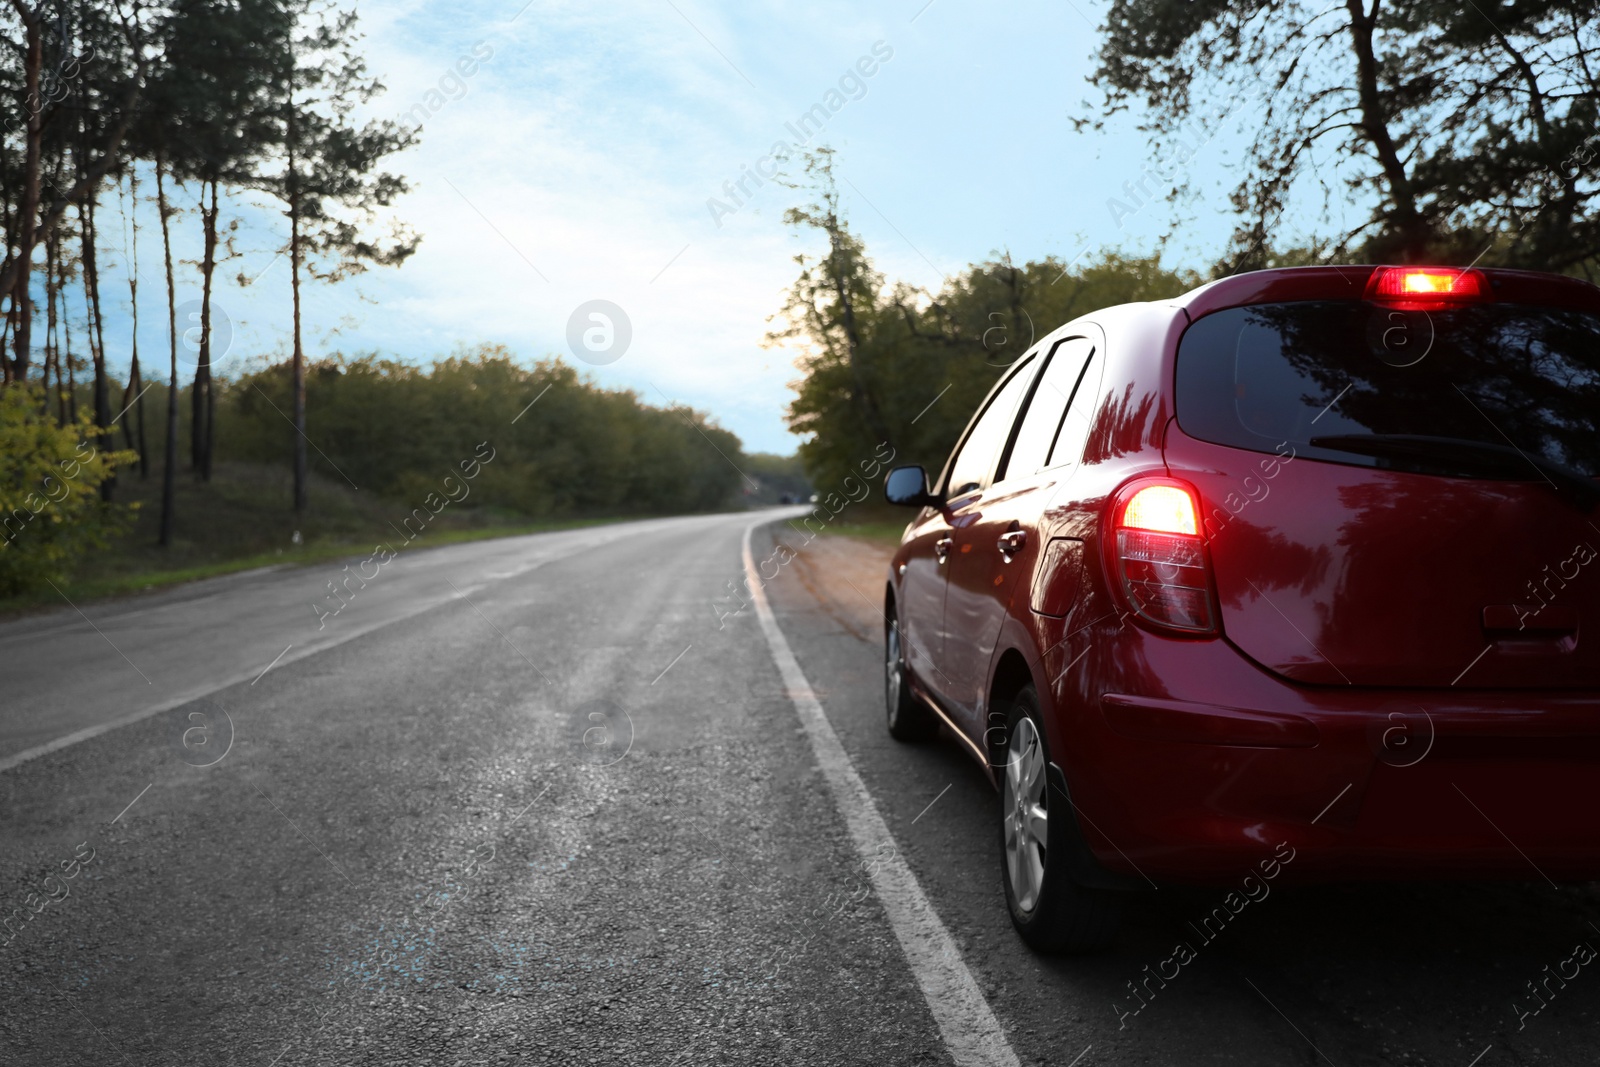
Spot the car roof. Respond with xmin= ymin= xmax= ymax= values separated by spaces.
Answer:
xmin=1168 ymin=265 xmax=1600 ymax=321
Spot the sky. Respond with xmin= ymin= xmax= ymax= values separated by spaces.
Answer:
xmin=86 ymin=0 xmax=1324 ymax=456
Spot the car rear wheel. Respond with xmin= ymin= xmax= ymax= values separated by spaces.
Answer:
xmin=999 ymin=686 xmax=1120 ymax=952
xmin=885 ymin=609 xmax=937 ymax=741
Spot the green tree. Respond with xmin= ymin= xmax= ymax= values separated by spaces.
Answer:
xmin=776 ymin=156 xmax=1194 ymax=491
xmin=771 ymin=148 xmax=895 ymax=455
xmin=216 ymin=348 xmax=746 ymax=520
xmin=126 ymin=0 xmax=202 ymax=544
xmin=113 ymin=165 xmax=149 ymax=476
xmin=254 ymin=0 xmax=417 ymax=514
xmin=68 ymin=0 xmax=148 ymax=496
xmin=155 ymin=0 xmax=290 ymax=481
xmin=744 ymin=452 xmax=811 ymax=503
xmin=1087 ymin=0 xmax=1600 ymax=272
xmin=0 ymin=382 xmax=134 ymax=594
xmin=1 ymin=0 xmax=144 ymax=382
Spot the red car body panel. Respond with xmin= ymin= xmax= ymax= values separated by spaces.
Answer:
xmin=1167 ymin=425 xmax=1600 ymax=689
xmin=888 ymin=265 xmax=1600 ymax=886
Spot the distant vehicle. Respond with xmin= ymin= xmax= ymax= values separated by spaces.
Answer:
xmin=779 ymin=493 xmax=795 ymax=505
xmin=882 ymin=265 xmax=1600 ymax=952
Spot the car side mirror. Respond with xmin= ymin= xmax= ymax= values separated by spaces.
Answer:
xmin=884 ymin=465 xmax=939 ymax=508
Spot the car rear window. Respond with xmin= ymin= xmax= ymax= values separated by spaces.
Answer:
xmin=1175 ymin=300 xmax=1600 ymax=478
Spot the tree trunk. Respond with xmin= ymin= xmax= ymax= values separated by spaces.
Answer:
xmin=157 ymin=157 xmax=179 ymax=548
xmin=81 ymin=199 xmax=114 ymax=501
xmin=120 ymin=360 xmax=140 ymax=453
xmin=1343 ymin=0 xmax=1429 ymax=260
xmin=123 ymin=168 xmax=148 ymax=477
xmin=0 ymin=156 xmax=12 ymax=386
xmin=289 ymin=107 xmax=308 ymax=514
xmin=1 ymin=316 xmax=13 ymax=395
xmin=62 ymin=284 xmax=76 ymax=425
xmin=0 ymin=55 xmax=143 ymax=317
xmin=44 ymin=226 xmax=57 ymax=415
xmin=195 ymin=178 xmax=218 ymax=480
xmin=56 ymin=228 xmax=76 ymax=424
xmin=37 ymin=307 xmax=52 ymax=417
xmin=825 ymin=225 xmax=893 ymax=451
xmin=10 ymin=6 xmax=42 ymax=381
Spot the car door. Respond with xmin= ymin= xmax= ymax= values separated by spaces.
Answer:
xmin=922 ymin=353 xmax=1042 ymax=718
xmin=943 ymin=336 xmax=1099 ymax=723
xmin=897 ymin=503 xmax=953 ymax=692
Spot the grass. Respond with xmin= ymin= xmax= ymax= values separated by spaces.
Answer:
xmin=0 ymin=461 xmax=651 ymax=617
xmin=781 ymin=506 xmax=909 ymax=546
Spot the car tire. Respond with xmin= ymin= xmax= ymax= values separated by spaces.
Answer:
xmin=999 ymin=685 xmax=1121 ymax=952
xmin=885 ymin=608 xmax=937 ymax=741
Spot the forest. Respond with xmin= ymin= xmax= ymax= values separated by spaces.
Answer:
xmin=3 ymin=0 xmax=1598 ymax=598
xmin=0 ymin=0 xmax=761 ymax=598
xmin=779 ymin=2 xmax=1600 ymax=493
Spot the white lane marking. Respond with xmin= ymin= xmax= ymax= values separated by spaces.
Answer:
xmin=741 ymin=520 xmax=1023 ymax=1067
xmin=0 ymin=518 xmax=695 ymax=775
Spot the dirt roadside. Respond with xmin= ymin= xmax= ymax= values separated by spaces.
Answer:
xmin=771 ymin=530 xmax=898 ymax=646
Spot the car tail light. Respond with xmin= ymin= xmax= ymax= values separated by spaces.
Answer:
xmin=1108 ymin=480 xmax=1218 ymax=635
xmin=1365 ymin=266 xmax=1488 ymax=307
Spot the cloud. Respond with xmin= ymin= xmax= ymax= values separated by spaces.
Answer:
xmin=85 ymin=0 xmax=1262 ymax=457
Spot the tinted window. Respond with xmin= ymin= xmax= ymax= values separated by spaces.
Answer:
xmin=945 ymin=356 xmax=1037 ymax=498
xmin=1176 ymin=301 xmax=1600 ymax=477
xmin=1003 ymin=337 xmax=1094 ymax=479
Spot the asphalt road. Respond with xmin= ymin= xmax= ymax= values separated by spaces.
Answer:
xmin=2 ymin=509 xmax=1598 ymax=1066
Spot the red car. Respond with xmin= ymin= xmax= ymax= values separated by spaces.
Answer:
xmin=882 ymin=265 xmax=1600 ymax=952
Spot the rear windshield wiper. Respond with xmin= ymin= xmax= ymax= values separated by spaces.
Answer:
xmin=1308 ymin=433 xmax=1600 ymax=512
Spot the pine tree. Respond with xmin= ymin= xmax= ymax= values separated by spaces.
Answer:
xmin=255 ymin=0 xmax=417 ymax=513
xmin=159 ymin=0 xmax=287 ymax=481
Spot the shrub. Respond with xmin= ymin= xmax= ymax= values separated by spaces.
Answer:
xmin=0 ymin=385 xmax=138 ymax=595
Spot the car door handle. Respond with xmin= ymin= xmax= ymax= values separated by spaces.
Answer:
xmin=1482 ymin=604 xmax=1578 ymax=641
xmin=997 ymin=530 xmax=1027 ymax=560
xmin=935 ymin=537 xmax=953 ymax=564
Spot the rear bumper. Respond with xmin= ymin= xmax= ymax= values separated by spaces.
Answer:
xmin=1079 ymin=686 xmax=1600 ymax=884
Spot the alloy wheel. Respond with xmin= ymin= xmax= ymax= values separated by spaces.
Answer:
xmin=1002 ymin=716 xmax=1049 ymax=914
xmin=886 ymin=619 xmax=903 ymax=713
